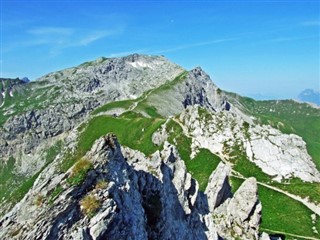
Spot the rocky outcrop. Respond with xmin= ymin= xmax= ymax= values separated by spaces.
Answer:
xmin=0 ymin=78 xmax=29 ymax=107
xmin=180 ymin=105 xmax=320 ymax=182
xmin=245 ymin=125 xmax=320 ymax=182
xmin=205 ymin=162 xmax=232 ymax=211
xmin=145 ymin=67 xmax=232 ymax=117
xmin=0 ymin=134 xmax=270 ymax=240
xmin=0 ymin=99 xmax=99 ymax=171
xmin=41 ymin=54 xmax=184 ymax=99
xmin=213 ymin=177 xmax=262 ymax=240
xmin=151 ymin=120 xmax=169 ymax=146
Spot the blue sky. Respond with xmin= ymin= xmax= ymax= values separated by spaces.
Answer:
xmin=1 ymin=0 xmax=319 ymax=99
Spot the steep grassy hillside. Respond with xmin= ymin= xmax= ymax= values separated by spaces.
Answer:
xmin=231 ymin=177 xmax=319 ymax=239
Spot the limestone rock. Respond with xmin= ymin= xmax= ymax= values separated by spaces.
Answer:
xmin=146 ymin=67 xmax=232 ymax=118
xmin=151 ymin=121 xmax=168 ymax=146
xmin=0 ymin=134 xmax=222 ymax=240
xmin=205 ymin=162 xmax=232 ymax=211
xmin=180 ymin=105 xmax=320 ymax=182
xmin=213 ymin=177 xmax=262 ymax=240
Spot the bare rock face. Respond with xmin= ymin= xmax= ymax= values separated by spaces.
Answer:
xmin=227 ymin=178 xmax=262 ymax=229
xmin=0 ymin=78 xmax=28 ymax=107
xmin=180 ymin=105 xmax=320 ymax=182
xmin=245 ymin=125 xmax=320 ymax=182
xmin=205 ymin=162 xmax=232 ymax=211
xmin=122 ymin=141 xmax=219 ymax=239
xmin=151 ymin=120 xmax=168 ymax=146
xmin=145 ymin=67 xmax=231 ymax=117
xmin=213 ymin=177 xmax=262 ymax=240
xmin=0 ymin=135 xmax=218 ymax=239
xmin=204 ymin=161 xmax=263 ymax=239
xmin=0 ymin=134 xmax=272 ymax=240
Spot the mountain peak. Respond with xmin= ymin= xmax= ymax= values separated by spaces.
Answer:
xmin=191 ymin=66 xmax=206 ymax=76
xmin=298 ymin=88 xmax=320 ymax=106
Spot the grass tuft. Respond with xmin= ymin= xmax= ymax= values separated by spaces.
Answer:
xmin=48 ymin=185 xmax=64 ymax=205
xmin=34 ymin=194 xmax=44 ymax=206
xmin=95 ymin=180 xmax=108 ymax=189
xmin=67 ymin=158 xmax=92 ymax=186
xmin=80 ymin=194 xmax=100 ymax=218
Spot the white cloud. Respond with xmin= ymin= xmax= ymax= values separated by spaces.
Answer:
xmin=77 ymin=30 xmax=121 ymax=46
xmin=152 ymin=37 xmax=241 ymax=54
xmin=4 ymin=26 xmax=124 ymax=55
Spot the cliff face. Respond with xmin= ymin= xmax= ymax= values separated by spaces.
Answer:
xmin=0 ymin=134 xmax=264 ymax=240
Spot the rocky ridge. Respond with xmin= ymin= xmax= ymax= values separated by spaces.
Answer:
xmin=139 ymin=67 xmax=249 ymax=120
xmin=0 ymin=134 xmax=269 ymax=240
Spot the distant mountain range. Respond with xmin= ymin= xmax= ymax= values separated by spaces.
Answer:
xmin=298 ymin=88 xmax=320 ymax=106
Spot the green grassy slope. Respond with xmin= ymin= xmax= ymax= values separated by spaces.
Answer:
xmin=134 ymin=71 xmax=188 ymax=116
xmin=231 ymin=177 xmax=320 ymax=239
xmin=92 ymin=99 xmax=136 ymax=115
xmin=78 ymin=115 xmax=165 ymax=156
xmin=186 ymin=149 xmax=221 ymax=191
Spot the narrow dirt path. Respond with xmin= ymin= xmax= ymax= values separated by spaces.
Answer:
xmin=258 ymin=181 xmax=320 ymax=216
xmin=125 ymin=89 xmax=155 ymax=114
xmin=172 ymin=118 xmax=192 ymax=138
xmin=231 ymin=172 xmax=320 ymax=216
xmin=260 ymin=228 xmax=319 ymax=240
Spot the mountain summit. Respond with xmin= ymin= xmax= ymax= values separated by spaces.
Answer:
xmin=0 ymin=54 xmax=319 ymax=239
xmin=298 ymin=88 xmax=320 ymax=106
